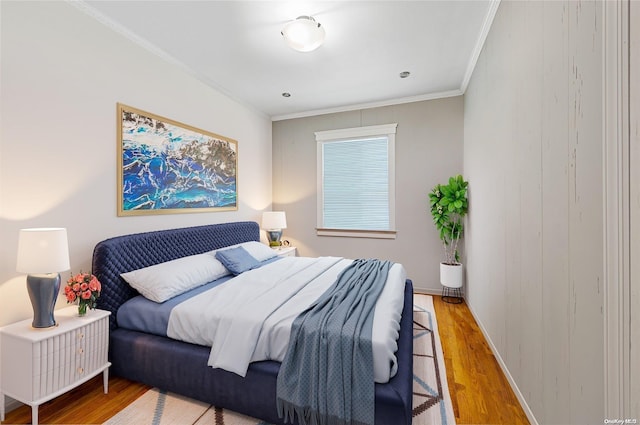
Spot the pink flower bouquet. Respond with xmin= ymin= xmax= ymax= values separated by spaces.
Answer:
xmin=65 ymin=272 xmax=101 ymax=315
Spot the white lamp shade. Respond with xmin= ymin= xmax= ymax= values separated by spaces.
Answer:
xmin=262 ymin=211 xmax=287 ymax=230
xmin=16 ymin=228 xmax=70 ymax=273
xmin=281 ymin=16 xmax=325 ymax=52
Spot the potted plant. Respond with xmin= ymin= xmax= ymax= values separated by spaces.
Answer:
xmin=429 ymin=175 xmax=469 ymax=291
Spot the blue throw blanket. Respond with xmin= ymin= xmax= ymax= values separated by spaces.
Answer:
xmin=276 ymin=259 xmax=393 ymax=425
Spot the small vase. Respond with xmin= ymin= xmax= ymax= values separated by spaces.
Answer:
xmin=78 ymin=302 xmax=88 ymax=317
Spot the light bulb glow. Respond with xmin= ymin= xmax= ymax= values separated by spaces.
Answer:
xmin=281 ymin=16 xmax=325 ymax=52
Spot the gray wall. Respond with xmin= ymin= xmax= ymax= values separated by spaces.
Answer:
xmin=272 ymin=97 xmax=463 ymax=292
xmin=464 ymin=1 xmax=603 ymax=423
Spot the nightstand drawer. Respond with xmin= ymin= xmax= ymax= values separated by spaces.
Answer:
xmin=273 ymin=246 xmax=297 ymax=257
xmin=7 ymin=313 xmax=109 ymax=401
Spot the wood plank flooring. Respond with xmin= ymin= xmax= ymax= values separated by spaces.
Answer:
xmin=2 ymin=295 xmax=529 ymax=424
xmin=432 ymin=295 xmax=530 ymax=425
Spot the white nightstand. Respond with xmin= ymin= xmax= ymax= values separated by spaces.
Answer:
xmin=273 ymin=246 xmax=297 ymax=257
xmin=0 ymin=306 xmax=111 ymax=425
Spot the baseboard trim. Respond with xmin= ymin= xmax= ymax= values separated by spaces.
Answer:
xmin=413 ymin=288 xmax=445 ymax=297
xmin=4 ymin=395 xmax=22 ymax=415
xmin=465 ymin=302 xmax=539 ymax=425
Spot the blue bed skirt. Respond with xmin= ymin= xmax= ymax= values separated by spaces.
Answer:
xmin=94 ymin=222 xmax=413 ymax=425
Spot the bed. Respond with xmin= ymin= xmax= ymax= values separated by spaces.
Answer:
xmin=93 ymin=221 xmax=413 ymax=425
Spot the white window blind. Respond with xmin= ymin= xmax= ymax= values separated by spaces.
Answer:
xmin=316 ymin=124 xmax=397 ymax=239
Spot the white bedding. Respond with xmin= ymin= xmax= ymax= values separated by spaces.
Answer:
xmin=167 ymin=256 xmax=406 ymax=384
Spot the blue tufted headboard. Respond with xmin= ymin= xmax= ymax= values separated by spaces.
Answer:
xmin=92 ymin=221 xmax=260 ymax=330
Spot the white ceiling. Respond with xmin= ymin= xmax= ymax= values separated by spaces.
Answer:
xmin=78 ymin=1 xmax=498 ymax=121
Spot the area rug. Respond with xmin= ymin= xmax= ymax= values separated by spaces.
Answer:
xmin=104 ymin=294 xmax=455 ymax=425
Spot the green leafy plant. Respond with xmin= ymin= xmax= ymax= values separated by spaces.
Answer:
xmin=429 ymin=175 xmax=469 ymax=265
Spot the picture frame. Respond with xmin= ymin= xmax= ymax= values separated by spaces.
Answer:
xmin=117 ymin=103 xmax=238 ymax=216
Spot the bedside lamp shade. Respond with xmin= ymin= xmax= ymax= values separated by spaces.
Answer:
xmin=17 ymin=228 xmax=70 ymax=273
xmin=262 ymin=211 xmax=287 ymax=247
xmin=16 ymin=228 xmax=70 ymax=328
xmin=262 ymin=211 xmax=287 ymax=230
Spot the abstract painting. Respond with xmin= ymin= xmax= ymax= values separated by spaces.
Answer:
xmin=117 ymin=103 xmax=238 ymax=216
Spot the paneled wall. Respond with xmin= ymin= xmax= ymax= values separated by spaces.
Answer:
xmin=272 ymin=98 xmax=463 ymax=292
xmin=630 ymin=0 xmax=640 ymax=417
xmin=464 ymin=2 xmax=603 ymax=423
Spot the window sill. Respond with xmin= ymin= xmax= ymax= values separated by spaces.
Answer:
xmin=316 ymin=228 xmax=397 ymax=239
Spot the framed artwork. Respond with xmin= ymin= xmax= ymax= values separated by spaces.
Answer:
xmin=117 ymin=103 xmax=238 ymax=216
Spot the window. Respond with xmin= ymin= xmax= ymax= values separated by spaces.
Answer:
xmin=315 ymin=123 xmax=397 ymax=239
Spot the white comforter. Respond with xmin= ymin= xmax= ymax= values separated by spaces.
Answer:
xmin=166 ymin=256 xmax=407 ymax=383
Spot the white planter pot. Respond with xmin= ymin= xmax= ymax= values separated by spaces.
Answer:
xmin=440 ymin=262 xmax=463 ymax=288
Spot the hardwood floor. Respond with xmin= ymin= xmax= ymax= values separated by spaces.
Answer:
xmin=2 ymin=295 xmax=529 ymax=425
xmin=1 ymin=375 xmax=149 ymax=424
xmin=432 ymin=295 xmax=530 ymax=425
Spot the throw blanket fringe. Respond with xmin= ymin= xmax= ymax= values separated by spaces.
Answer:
xmin=276 ymin=259 xmax=392 ymax=425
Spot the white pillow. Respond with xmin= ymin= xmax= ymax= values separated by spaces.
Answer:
xmin=221 ymin=241 xmax=277 ymax=262
xmin=121 ymin=251 xmax=230 ymax=303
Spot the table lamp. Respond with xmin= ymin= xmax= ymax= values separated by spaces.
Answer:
xmin=262 ymin=211 xmax=287 ymax=247
xmin=16 ymin=228 xmax=70 ymax=328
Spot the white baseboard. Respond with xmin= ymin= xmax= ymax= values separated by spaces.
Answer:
xmin=413 ymin=288 xmax=443 ymax=296
xmin=465 ymin=302 xmax=539 ymax=425
xmin=4 ymin=395 xmax=23 ymax=415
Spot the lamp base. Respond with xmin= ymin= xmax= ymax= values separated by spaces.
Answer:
xmin=26 ymin=273 xmax=60 ymax=328
xmin=266 ymin=229 xmax=283 ymax=247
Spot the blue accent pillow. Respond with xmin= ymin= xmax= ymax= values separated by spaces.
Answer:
xmin=215 ymin=246 xmax=261 ymax=275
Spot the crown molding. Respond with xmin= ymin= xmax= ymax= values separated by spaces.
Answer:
xmin=460 ymin=0 xmax=500 ymax=94
xmin=68 ymin=0 xmax=486 ymax=123
xmin=271 ymin=90 xmax=463 ymax=122
xmin=67 ymin=0 xmax=268 ymax=121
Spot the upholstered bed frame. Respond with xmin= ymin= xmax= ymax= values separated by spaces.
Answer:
xmin=93 ymin=221 xmax=413 ymax=425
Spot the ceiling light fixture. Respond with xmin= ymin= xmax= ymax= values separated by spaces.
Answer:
xmin=281 ymin=16 xmax=325 ymax=52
